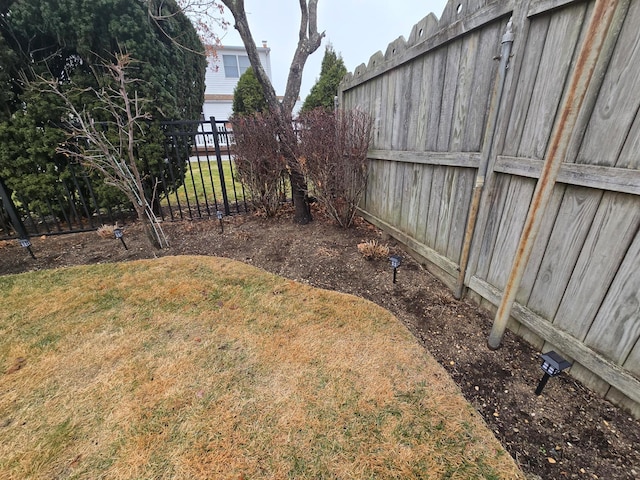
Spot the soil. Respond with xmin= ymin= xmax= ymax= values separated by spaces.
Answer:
xmin=2 ymin=207 xmax=639 ymax=480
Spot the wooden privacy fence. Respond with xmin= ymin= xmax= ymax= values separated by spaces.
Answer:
xmin=339 ymin=0 xmax=640 ymax=416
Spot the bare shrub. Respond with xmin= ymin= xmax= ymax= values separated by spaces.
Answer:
xmin=230 ymin=111 xmax=288 ymax=217
xmin=41 ymin=53 xmax=168 ymax=249
xmin=297 ymin=108 xmax=372 ymax=228
xmin=357 ymin=240 xmax=389 ymax=260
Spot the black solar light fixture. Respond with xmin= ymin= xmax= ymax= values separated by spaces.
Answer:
xmin=19 ymin=238 xmax=36 ymax=259
xmin=389 ymin=254 xmax=402 ymax=284
xmin=216 ymin=210 xmax=224 ymax=233
xmin=113 ymin=227 xmax=128 ymax=250
xmin=535 ymin=350 xmax=571 ymax=396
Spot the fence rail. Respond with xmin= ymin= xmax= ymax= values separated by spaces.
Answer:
xmin=0 ymin=118 xmax=246 ymax=241
xmin=340 ymin=0 xmax=640 ymax=417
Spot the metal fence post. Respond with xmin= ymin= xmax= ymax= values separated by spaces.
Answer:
xmin=0 ymin=176 xmax=29 ymax=241
xmin=211 ymin=117 xmax=231 ymax=216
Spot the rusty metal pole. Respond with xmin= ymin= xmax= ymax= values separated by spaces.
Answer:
xmin=488 ymin=0 xmax=621 ymax=349
xmin=455 ymin=18 xmax=514 ymax=300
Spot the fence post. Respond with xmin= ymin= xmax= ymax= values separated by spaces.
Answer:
xmin=0 ymin=176 xmax=29 ymax=241
xmin=211 ymin=117 xmax=231 ymax=216
xmin=455 ymin=17 xmax=514 ymax=300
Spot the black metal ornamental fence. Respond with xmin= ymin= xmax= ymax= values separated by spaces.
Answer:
xmin=0 ymin=118 xmax=248 ymax=242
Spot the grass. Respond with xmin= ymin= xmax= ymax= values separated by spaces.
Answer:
xmin=162 ymin=159 xmax=246 ymax=212
xmin=0 ymin=256 xmax=525 ymax=479
xmin=163 ymin=159 xmax=293 ymax=215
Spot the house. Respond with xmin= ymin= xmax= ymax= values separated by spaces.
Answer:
xmin=202 ymin=42 xmax=272 ymax=122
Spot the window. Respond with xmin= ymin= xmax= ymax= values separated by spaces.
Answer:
xmin=223 ymin=54 xmax=251 ymax=78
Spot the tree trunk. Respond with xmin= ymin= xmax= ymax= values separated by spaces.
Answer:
xmin=221 ymin=0 xmax=324 ymax=225
xmin=275 ymin=108 xmax=312 ymax=224
xmin=289 ymin=165 xmax=312 ymax=224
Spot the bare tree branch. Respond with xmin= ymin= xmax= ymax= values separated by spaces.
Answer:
xmin=221 ymin=0 xmax=280 ymax=112
xmin=150 ymin=0 xmax=228 ymax=57
xmin=221 ymin=0 xmax=324 ymax=114
xmin=283 ymin=0 xmax=324 ymax=112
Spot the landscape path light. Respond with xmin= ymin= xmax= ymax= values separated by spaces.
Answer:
xmin=217 ymin=210 xmax=224 ymax=233
xmin=535 ymin=350 xmax=571 ymax=396
xmin=389 ymin=254 xmax=402 ymax=284
xmin=20 ymin=238 xmax=36 ymax=259
xmin=114 ymin=227 xmax=128 ymax=250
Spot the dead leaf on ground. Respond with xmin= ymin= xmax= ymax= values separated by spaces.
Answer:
xmin=5 ymin=357 xmax=26 ymax=374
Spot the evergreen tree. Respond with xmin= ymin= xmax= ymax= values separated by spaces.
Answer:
xmin=302 ymin=45 xmax=347 ymax=112
xmin=232 ymin=68 xmax=268 ymax=116
xmin=0 ymin=0 xmax=207 ymax=214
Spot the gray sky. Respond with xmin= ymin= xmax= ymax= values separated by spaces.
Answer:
xmin=217 ymin=0 xmax=449 ymax=103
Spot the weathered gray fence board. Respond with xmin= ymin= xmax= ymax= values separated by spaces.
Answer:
xmin=502 ymin=15 xmax=550 ymax=157
xmin=577 ymin=0 xmax=640 ymax=167
xmin=552 ymin=193 xmax=640 ymax=340
xmin=517 ymin=3 xmax=586 ymax=159
xmin=406 ymin=56 xmax=427 ymax=152
xmin=447 ymin=168 xmax=474 ymax=262
xmin=472 ymin=174 xmax=512 ymax=281
xmin=376 ymin=160 xmax=389 ymax=219
xmin=435 ymin=167 xmax=458 ymax=255
xmin=365 ymin=159 xmax=384 ymax=218
xmin=411 ymin=55 xmax=431 ymax=151
xmin=463 ymin=23 xmax=503 ymax=152
xmin=369 ymin=74 xmax=384 ymax=148
xmin=525 ymin=186 xmax=601 ymax=319
xmin=417 ymin=166 xmax=434 ymax=245
xmin=516 ymin=186 xmax=565 ymax=305
xmin=486 ymin=177 xmax=535 ymax=290
xmin=372 ymin=77 xmax=384 ymax=149
xmin=425 ymin=166 xmax=445 ymax=249
xmin=426 ymin=46 xmax=447 ymax=151
xmin=373 ymin=159 xmax=387 ymax=218
xmin=381 ymin=69 xmax=395 ymax=150
xmin=437 ymin=41 xmax=463 ymax=151
xmin=584 ymin=230 xmax=640 ymax=363
xmin=562 ymin=0 xmax=624 ymax=168
xmin=527 ymin=0 xmax=586 ymax=17
xmin=450 ymin=30 xmax=479 ymax=152
xmin=623 ymin=342 xmax=640 ymax=382
xmin=494 ymin=156 xmax=640 ymax=195
xmin=392 ymin=63 xmax=412 ymax=151
xmin=362 ymin=159 xmax=374 ymax=215
xmin=618 ymin=112 xmax=640 ymax=170
xmin=368 ymin=150 xmax=480 ymax=168
xmin=340 ymin=1 xmax=515 ymax=91
xmin=404 ymin=164 xmax=424 ymax=237
xmin=383 ymin=161 xmax=397 ymax=221
xmin=390 ymin=161 xmax=407 ymax=231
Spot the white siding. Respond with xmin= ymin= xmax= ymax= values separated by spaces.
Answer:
xmin=203 ymin=102 xmax=233 ymax=123
xmin=202 ymin=44 xmax=272 ymax=120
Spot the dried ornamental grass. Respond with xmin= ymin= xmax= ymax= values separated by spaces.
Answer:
xmin=0 ymin=256 xmax=525 ymax=479
xmin=96 ymin=224 xmax=117 ymax=238
xmin=357 ymin=239 xmax=390 ymax=259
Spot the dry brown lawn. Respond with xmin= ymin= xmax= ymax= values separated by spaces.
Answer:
xmin=0 ymin=256 xmax=524 ymax=479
